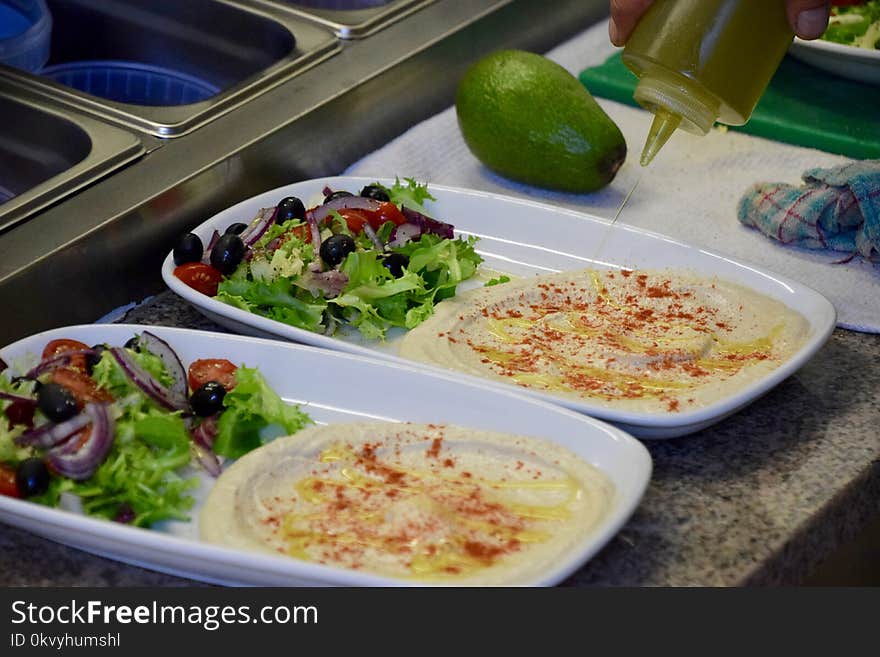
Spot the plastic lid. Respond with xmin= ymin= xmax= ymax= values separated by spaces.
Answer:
xmin=0 ymin=0 xmax=52 ymax=73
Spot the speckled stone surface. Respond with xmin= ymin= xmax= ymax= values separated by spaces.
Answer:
xmin=1 ymin=290 xmax=878 ymax=586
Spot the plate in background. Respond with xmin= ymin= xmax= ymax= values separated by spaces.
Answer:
xmin=789 ymin=37 xmax=880 ymax=86
xmin=163 ymin=177 xmax=837 ymax=439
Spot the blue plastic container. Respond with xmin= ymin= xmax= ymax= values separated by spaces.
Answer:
xmin=40 ymin=60 xmax=220 ymax=106
xmin=0 ymin=0 xmax=52 ymax=73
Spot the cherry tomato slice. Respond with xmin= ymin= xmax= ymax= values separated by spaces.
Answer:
xmin=188 ymin=359 xmax=237 ymax=392
xmin=50 ymin=368 xmax=113 ymax=407
xmin=0 ymin=464 xmax=20 ymax=498
xmin=335 ymin=208 xmax=370 ymax=233
xmin=173 ymin=262 xmax=224 ymax=297
xmin=42 ymin=339 xmax=90 ymax=372
xmin=371 ymin=202 xmax=408 ymax=229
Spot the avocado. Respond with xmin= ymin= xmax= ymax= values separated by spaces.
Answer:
xmin=455 ymin=50 xmax=627 ymax=193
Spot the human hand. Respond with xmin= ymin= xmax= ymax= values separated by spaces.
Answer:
xmin=609 ymin=0 xmax=833 ymax=47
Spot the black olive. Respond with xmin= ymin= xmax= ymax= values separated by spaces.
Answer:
xmin=173 ymin=232 xmax=204 ymax=266
xmin=324 ymin=190 xmax=354 ymax=204
xmin=275 ymin=196 xmax=306 ymax=224
xmin=210 ymin=234 xmax=246 ymax=275
xmin=360 ymin=184 xmax=390 ymax=202
xmin=36 ymin=383 xmax=78 ymax=423
xmin=15 ymin=458 xmax=49 ymax=497
xmin=190 ymin=381 xmax=227 ymax=417
xmin=319 ymin=234 xmax=356 ymax=267
xmin=382 ymin=252 xmax=409 ymax=277
xmin=86 ymin=344 xmax=106 ymax=374
xmin=225 ymin=222 xmax=248 ymax=235
xmin=124 ymin=336 xmax=140 ymax=351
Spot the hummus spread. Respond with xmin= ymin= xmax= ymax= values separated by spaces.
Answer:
xmin=399 ymin=269 xmax=811 ymax=413
xmin=200 ymin=422 xmax=614 ymax=584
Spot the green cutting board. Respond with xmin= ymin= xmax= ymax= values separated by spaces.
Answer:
xmin=579 ymin=53 xmax=880 ymax=160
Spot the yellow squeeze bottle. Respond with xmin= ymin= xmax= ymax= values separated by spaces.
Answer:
xmin=622 ymin=0 xmax=795 ymax=166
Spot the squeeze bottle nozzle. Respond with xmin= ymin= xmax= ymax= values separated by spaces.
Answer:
xmin=640 ymin=109 xmax=681 ymax=167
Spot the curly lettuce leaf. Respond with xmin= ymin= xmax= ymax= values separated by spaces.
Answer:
xmin=213 ymin=366 xmax=313 ymax=459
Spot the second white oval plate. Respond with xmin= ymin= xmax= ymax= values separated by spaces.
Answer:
xmin=162 ymin=177 xmax=836 ymax=438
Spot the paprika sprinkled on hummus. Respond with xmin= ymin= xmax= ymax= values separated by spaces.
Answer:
xmin=399 ymin=269 xmax=810 ymax=413
xmin=200 ymin=422 xmax=614 ymax=584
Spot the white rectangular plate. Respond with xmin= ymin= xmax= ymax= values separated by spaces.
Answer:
xmin=162 ymin=176 xmax=837 ymax=438
xmin=0 ymin=324 xmax=650 ymax=587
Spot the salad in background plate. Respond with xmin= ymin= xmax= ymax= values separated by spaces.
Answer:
xmin=822 ymin=1 xmax=880 ymax=50
xmin=171 ymin=177 xmax=482 ymax=341
xmin=788 ymin=1 xmax=880 ymax=85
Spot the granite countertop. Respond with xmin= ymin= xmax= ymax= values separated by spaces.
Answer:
xmin=1 ymin=290 xmax=878 ymax=586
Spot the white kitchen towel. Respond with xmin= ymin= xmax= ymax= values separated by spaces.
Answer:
xmin=344 ymin=21 xmax=879 ymax=332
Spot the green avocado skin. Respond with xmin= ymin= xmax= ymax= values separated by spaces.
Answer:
xmin=455 ymin=50 xmax=627 ymax=194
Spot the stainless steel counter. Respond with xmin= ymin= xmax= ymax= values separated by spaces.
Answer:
xmin=0 ymin=0 xmax=609 ymax=347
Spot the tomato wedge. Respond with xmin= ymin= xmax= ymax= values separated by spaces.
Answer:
xmin=42 ymin=339 xmax=90 ymax=372
xmin=188 ymin=358 xmax=237 ymax=392
xmin=0 ymin=464 xmax=19 ymax=498
xmin=334 ymin=202 xmax=408 ymax=234
xmin=174 ymin=262 xmax=224 ymax=297
xmin=50 ymin=368 xmax=113 ymax=406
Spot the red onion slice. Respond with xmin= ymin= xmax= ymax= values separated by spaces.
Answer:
xmin=46 ymin=403 xmax=114 ymax=481
xmin=137 ymin=331 xmax=188 ymax=402
xmin=362 ymin=222 xmax=385 ymax=251
xmin=192 ymin=443 xmax=221 ymax=477
xmin=310 ymin=196 xmax=382 ymax=226
xmin=388 ymin=222 xmax=423 ymax=248
xmin=16 ymin=410 xmax=92 ymax=448
xmin=401 ymin=207 xmax=454 ymax=239
xmin=109 ymin=347 xmax=189 ymax=412
xmin=240 ymin=207 xmax=276 ymax=248
xmin=192 ymin=414 xmax=219 ymax=450
xmin=0 ymin=390 xmax=36 ymax=405
xmin=304 ymin=209 xmax=323 ymax=265
xmin=201 ymin=229 xmax=221 ymax=264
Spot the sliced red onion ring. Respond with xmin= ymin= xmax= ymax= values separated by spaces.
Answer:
xmin=192 ymin=414 xmax=219 ymax=450
xmin=304 ymin=209 xmax=323 ymax=265
xmin=296 ymin=268 xmax=349 ymax=299
xmin=201 ymin=229 xmax=221 ymax=264
xmin=310 ymin=196 xmax=382 ymax=226
xmin=24 ymin=349 xmax=101 ymax=380
xmin=137 ymin=331 xmax=188 ymax=403
xmin=109 ymin=347 xmax=189 ymax=412
xmin=46 ymin=403 xmax=114 ymax=481
xmin=192 ymin=443 xmax=221 ymax=477
xmin=0 ymin=390 xmax=36 ymax=405
xmin=388 ymin=222 xmax=423 ymax=248
xmin=240 ymin=207 xmax=276 ymax=248
xmin=362 ymin=222 xmax=385 ymax=251
xmin=401 ymin=207 xmax=454 ymax=239
xmin=16 ymin=410 xmax=92 ymax=448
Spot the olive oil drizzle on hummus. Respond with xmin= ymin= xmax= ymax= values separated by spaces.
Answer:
xmin=400 ymin=268 xmax=810 ymax=413
xmin=280 ymin=441 xmax=582 ymax=579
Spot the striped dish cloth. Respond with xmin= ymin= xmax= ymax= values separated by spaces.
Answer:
xmin=737 ymin=160 xmax=880 ymax=262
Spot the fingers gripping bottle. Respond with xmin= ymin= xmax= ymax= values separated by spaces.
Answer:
xmin=622 ymin=0 xmax=795 ymax=166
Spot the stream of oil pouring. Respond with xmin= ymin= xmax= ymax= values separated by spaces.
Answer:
xmin=590 ymin=172 xmax=643 ymax=265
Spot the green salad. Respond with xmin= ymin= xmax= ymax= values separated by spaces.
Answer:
xmin=0 ymin=332 xmax=311 ymax=527
xmin=172 ymin=178 xmax=483 ymax=341
xmin=822 ymin=1 xmax=880 ymax=49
